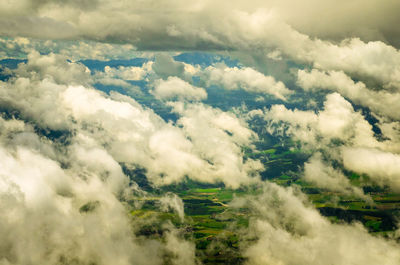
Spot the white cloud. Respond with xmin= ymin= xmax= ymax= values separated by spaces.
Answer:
xmin=233 ymin=183 xmax=400 ymax=265
xmin=2 ymin=2 xmax=400 ymax=90
xmin=0 ymin=52 xmax=221 ymax=265
xmin=304 ymin=153 xmax=368 ymax=199
xmin=0 ymin=37 xmax=140 ymax=60
xmin=1 ymin=3 xmax=400 ymax=263
xmin=159 ymin=193 xmax=185 ymax=222
xmin=1 ymin=51 xmax=261 ymax=188
xmin=342 ymin=147 xmax=400 ymax=191
xmin=152 ymin=76 xmax=207 ymax=101
xmin=297 ymin=69 xmax=400 ymax=120
xmin=0 ymin=144 xmax=161 ymax=265
xmin=264 ymin=93 xmax=377 ymax=150
xmin=200 ymin=64 xmax=292 ymax=100
xmin=169 ymin=101 xmax=263 ymax=188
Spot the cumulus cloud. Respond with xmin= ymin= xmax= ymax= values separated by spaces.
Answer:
xmin=152 ymin=53 xmax=186 ymax=80
xmin=342 ymin=147 xmax=400 ymax=191
xmin=2 ymin=1 xmax=400 ymax=263
xmin=256 ymin=92 xmax=400 ymax=195
xmin=0 ymin=50 xmax=244 ymax=265
xmin=101 ymin=63 xmax=153 ymax=81
xmin=199 ymin=64 xmax=292 ymax=100
xmin=258 ymin=89 xmax=400 ymax=194
xmin=0 ymin=123 xmax=161 ymax=265
xmin=297 ymin=69 xmax=400 ymax=120
xmin=264 ymin=93 xmax=377 ymax=150
xmin=159 ymin=193 xmax=185 ymax=222
xmin=152 ymin=76 xmax=207 ymax=101
xmin=2 ymin=51 xmax=261 ymax=188
xmin=91 ymin=62 xmax=152 ymax=91
xmin=0 ymin=37 xmax=140 ymax=60
xmin=2 ymin=0 xmax=400 ymax=46
xmin=234 ymin=183 xmax=400 ymax=265
xmin=168 ymin=101 xmax=263 ymax=187
xmin=304 ymin=153 xmax=367 ymax=199
xmin=2 ymin=1 xmax=400 ymax=90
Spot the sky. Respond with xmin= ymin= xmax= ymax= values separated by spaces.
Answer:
xmin=1 ymin=1 xmax=400 ymax=264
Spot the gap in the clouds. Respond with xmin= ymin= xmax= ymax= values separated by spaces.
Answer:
xmin=85 ymin=52 xmax=293 ymax=123
xmin=93 ymin=83 xmax=180 ymax=122
xmin=174 ymin=52 xmax=240 ymax=68
xmin=122 ymin=165 xmax=157 ymax=193
xmin=122 ymin=163 xmax=250 ymax=263
xmin=203 ymin=85 xmax=282 ymax=112
xmin=0 ymin=58 xmax=27 ymax=69
xmin=80 ymin=57 xmax=149 ymax=72
xmin=245 ymin=117 xmax=310 ymax=180
xmin=351 ymin=103 xmax=385 ymax=140
xmin=0 ymin=108 xmax=73 ymax=143
xmin=0 ymin=59 xmax=27 ymax=81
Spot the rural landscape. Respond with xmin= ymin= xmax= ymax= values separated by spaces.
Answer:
xmin=1 ymin=1 xmax=400 ymax=264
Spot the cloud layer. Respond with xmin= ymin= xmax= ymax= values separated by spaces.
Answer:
xmin=1 ymin=1 xmax=400 ymax=264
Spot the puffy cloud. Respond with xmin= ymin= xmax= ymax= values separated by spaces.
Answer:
xmin=1 ymin=2 xmax=400 ymax=262
xmin=150 ymin=54 xmax=200 ymax=83
xmin=258 ymin=93 xmax=400 ymax=194
xmin=0 ymin=50 xmax=224 ymax=265
xmin=0 ymin=138 xmax=161 ymax=265
xmin=152 ymin=76 xmax=207 ymax=101
xmin=261 ymin=90 xmax=400 ymax=193
xmin=342 ymin=147 xmax=400 ymax=191
xmin=2 ymin=1 xmax=400 ymax=90
xmin=0 ymin=37 xmax=141 ymax=60
xmin=1 ymin=51 xmax=260 ymax=188
xmin=2 ymin=0 xmax=400 ymax=46
xmin=297 ymin=69 xmax=400 ymax=119
xmin=163 ymin=228 xmax=197 ymax=265
xmin=152 ymin=53 xmax=186 ymax=79
xmin=169 ymin=102 xmax=263 ymax=187
xmin=264 ymin=93 xmax=377 ymax=149
xmin=159 ymin=193 xmax=185 ymax=221
xmin=304 ymin=153 xmax=368 ymax=199
xmin=0 ymin=143 xmax=198 ymax=264
xmin=14 ymin=50 xmax=91 ymax=85
xmin=236 ymin=183 xmax=400 ymax=265
xmin=200 ymin=64 xmax=292 ymax=100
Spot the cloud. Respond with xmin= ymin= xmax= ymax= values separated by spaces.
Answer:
xmin=14 ymin=50 xmax=91 ymax=85
xmin=152 ymin=53 xmax=186 ymax=80
xmin=0 ymin=51 xmax=218 ymax=265
xmin=1 ymin=51 xmax=262 ymax=188
xmin=1 ymin=3 xmax=400 ymax=262
xmin=159 ymin=193 xmax=185 ymax=222
xmin=342 ymin=147 xmax=400 ymax=191
xmin=256 ymin=93 xmax=400 ymax=195
xmin=91 ymin=63 xmax=152 ymax=92
xmin=297 ymin=69 xmax=400 ymax=120
xmin=233 ymin=183 xmax=400 ymax=265
xmin=0 ymin=138 xmax=161 ymax=265
xmin=152 ymin=76 xmax=207 ymax=101
xmin=304 ymin=153 xmax=367 ymax=199
xmin=259 ymin=89 xmax=400 ymax=194
xmin=96 ymin=62 xmax=152 ymax=81
xmin=168 ymin=101 xmax=263 ymax=188
xmin=199 ymin=64 xmax=292 ymax=100
xmin=0 ymin=37 xmax=141 ymax=60
xmin=163 ymin=227 xmax=197 ymax=265
xmin=263 ymin=93 xmax=378 ymax=150
xmin=2 ymin=0 xmax=400 ymax=46
xmin=2 ymin=1 xmax=400 ymax=91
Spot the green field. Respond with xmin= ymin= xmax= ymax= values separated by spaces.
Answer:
xmin=127 ymin=142 xmax=400 ymax=264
